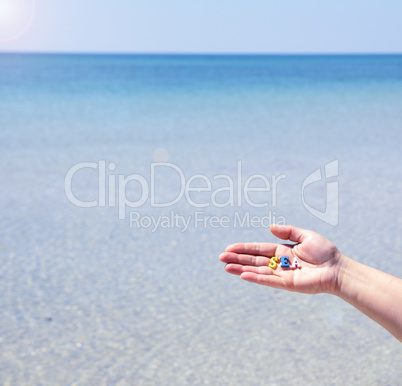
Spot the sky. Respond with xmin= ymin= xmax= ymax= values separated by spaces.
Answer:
xmin=0 ymin=0 xmax=401 ymax=54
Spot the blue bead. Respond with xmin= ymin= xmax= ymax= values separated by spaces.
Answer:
xmin=281 ymin=256 xmax=290 ymax=267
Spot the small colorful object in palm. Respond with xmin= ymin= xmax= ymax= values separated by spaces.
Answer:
xmin=268 ymin=256 xmax=280 ymax=269
xmin=290 ymin=257 xmax=302 ymax=269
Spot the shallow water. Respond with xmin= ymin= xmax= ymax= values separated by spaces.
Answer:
xmin=1 ymin=54 xmax=402 ymax=385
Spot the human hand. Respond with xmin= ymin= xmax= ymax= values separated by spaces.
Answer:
xmin=219 ymin=224 xmax=345 ymax=295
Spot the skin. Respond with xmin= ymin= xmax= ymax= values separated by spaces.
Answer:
xmin=219 ymin=224 xmax=402 ymax=341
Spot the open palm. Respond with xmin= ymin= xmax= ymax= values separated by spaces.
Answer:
xmin=219 ymin=225 xmax=344 ymax=295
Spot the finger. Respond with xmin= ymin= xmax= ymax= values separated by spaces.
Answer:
xmin=225 ymin=263 xmax=272 ymax=276
xmin=219 ymin=252 xmax=270 ymax=266
xmin=240 ymin=272 xmax=287 ymax=289
xmin=270 ymin=224 xmax=311 ymax=243
xmin=225 ymin=242 xmax=278 ymax=257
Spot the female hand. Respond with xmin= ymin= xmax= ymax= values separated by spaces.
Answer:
xmin=219 ymin=224 xmax=345 ymax=295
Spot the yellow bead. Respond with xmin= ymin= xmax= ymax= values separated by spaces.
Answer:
xmin=268 ymin=256 xmax=280 ymax=269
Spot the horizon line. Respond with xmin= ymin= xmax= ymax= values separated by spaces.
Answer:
xmin=1 ymin=50 xmax=402 ymax=56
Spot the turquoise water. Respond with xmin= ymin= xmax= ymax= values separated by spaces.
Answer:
xmin=1 ymin=54 xmax=402 ymax=384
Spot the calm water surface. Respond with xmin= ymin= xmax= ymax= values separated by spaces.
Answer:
xmin=1 ymin=54 xmax=402 ymax=384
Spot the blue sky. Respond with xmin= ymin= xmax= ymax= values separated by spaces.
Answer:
xmin=1 ymin=0 xmax=401 ymax=53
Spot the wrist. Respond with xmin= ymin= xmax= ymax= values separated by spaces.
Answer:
xmin=332 ymin=253 xmax=351 ymax=297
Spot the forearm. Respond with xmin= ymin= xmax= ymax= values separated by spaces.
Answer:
xmin=336 ymin=255 xmax=402 ymax=341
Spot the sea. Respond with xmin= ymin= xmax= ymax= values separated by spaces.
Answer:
xmin=1 ymin=54 xmax=402 ymax=384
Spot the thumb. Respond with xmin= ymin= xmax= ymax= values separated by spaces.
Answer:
xmin=270 ymin=224 xmax=310 ymax=243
